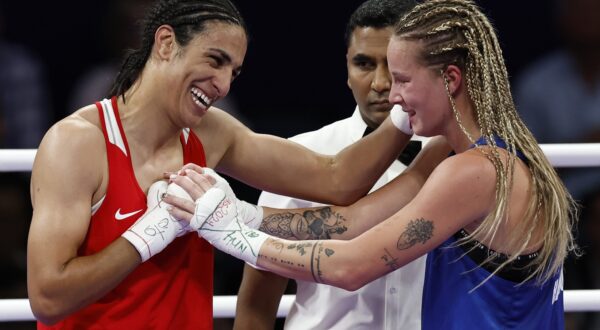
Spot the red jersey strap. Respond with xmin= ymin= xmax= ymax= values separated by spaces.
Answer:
xmin=181 ymin=127 xmax=207 ymax=166
xmin=96 ymin=97 xmax=130 ymax=157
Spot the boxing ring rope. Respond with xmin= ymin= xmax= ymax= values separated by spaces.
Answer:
xmin=2 ymin=291 xmax=600 ymax=322
xmin=1 ymin=144 xmax=599 ymax=321
xmin=1 ymin=144 xmax=600 ymax=171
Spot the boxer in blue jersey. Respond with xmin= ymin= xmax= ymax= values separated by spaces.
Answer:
xmin=419 ymin=136 xmax=565 ymax=329
xmin=166 ymin=1 xmax=578 ymax=328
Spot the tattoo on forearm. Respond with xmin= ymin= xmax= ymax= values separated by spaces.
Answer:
xmin=396 ymin=218 xmax=434 ymax=250
xmin=258 ymin=253 xmax=308 ymax=269
xmin=268 ymin=238 xmax=285 ymax=253
xmin=260 ymin=207 xmax=348 ymax=240
xmin=310 ymin=241 xmax=335 ymax=283
xmin=287 ymin=242 xmax=314 ymax=256
xmin=260 ymin=240 xmax=316 ymax=269
xmin=381 ymin=248 xmax=400 ymax=271
xmin=310 ymin=241 xmax=320 ymax=283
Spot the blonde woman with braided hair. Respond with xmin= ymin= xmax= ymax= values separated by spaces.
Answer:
xmin=165 ymin=0 xmax=577 ymax=328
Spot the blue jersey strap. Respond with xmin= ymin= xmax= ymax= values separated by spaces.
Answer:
xmin=449 ymin=135 xmax=527 ymax=163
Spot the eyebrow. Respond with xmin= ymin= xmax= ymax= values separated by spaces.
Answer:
xmin=391 ymin=71 xmax=409 ymax=81
xmin=208 ymin=48 xmax=242 ymax=76
xmin=351 ymin=54 xmax=375 ymax=62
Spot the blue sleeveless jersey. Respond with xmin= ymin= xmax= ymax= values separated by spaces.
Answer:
xmin=421 ymin=235 xmax=564 ymax=329
xmin=421 ymin=135 xmax=565 ymax=329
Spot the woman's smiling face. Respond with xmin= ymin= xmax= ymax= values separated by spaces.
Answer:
xmin=387 ymin=37 xmax=452 ymax=137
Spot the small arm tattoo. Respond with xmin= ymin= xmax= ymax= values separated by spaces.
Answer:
xmin=267 ymin=238 xmax=285 ymax=253
xmin=310 ymin=241 xmax=321 ymax=283
xmin=396 ymin=218 xmax=434 ymax=250
xmin=260 ymin=207 xmax=348 ymax=240
xmin=310 ymin=241 xmax=335 ymax=283
xmin=260 ymin=239 xmax=312 ymax=268
xmin=287 ymin=242 xmax=314 ymax=256
xmin=381 ymin=248 xmax=400 ymax=271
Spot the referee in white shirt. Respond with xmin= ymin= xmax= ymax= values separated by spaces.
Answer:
xmin=234 ymin=1 xmax=427 ymax=329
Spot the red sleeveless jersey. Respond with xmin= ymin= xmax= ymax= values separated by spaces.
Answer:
xmin=39 ymin=97 xmax=214 ymax=329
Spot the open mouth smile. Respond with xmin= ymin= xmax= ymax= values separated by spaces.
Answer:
xmin=191 ymin=87 xmax=212 ymax=109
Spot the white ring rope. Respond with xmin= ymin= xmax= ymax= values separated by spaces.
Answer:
xmin=0 ymin=144 xmax=599 ymax=321
xmin=1 ymin=144 xmax=600 ymax=171
xmin=0 ymin=291 xmax=598 ymax=322
xmin=0 ymin=296 xmax=296 ymax=322
xmin=540 ymin=143 xmax=600 ymax=167
xmin=0 ymin=149 xmax=36 ymax=172
xmin=1 ymin=292 xmax=599 ymax=322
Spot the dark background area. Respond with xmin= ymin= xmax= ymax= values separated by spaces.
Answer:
xmin=2 ymin=1 xmax=590 ymax=329
xmin=0 ymin=1 xmax=558 ymax=136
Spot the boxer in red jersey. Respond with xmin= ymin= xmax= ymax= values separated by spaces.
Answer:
xmin=27 ymin=0 xmax=413 ymax=329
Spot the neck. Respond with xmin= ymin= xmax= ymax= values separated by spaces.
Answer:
xmin=118 ymin=87 xmax=182 ymax=152
xmin=444 ymin=98 xmax=480 ymax=154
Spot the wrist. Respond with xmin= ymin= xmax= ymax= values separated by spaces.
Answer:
xmin=217 ymin=227 xmax=269 ymax=266
xmin=193 ymin=188 xmax=268 ymax=265
xmin=123 ymin=181 xmax=194 ymax=262
xmin=121 ymin=206 xmax=183 ymax=262
xmin=238 ymin=200 xmax=264 ymax=230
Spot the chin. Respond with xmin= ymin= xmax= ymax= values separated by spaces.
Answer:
xmin=413 ymin=125 xmax=433 ymax=137
xmin=179 ymin=111 xmax=203 ymax=128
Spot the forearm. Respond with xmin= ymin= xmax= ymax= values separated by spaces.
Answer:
xmin=254 ymin=137 xmax=451 ymax=240
xmin=29 ymin=238 xmax=140 ymax=324
xmin=221 ymin=115 xmax=410 ymax=206
xmin=257 ymin=192 xmax=405 ymax=241
xmin=185 ymin=186 xmax=385 ymax=291
xmin=259 ymin=205 xmax=360 ymax=240
xmin=256 ymin=238 xmax=363 ymax=291
xmin=234 ymin=264 xmax=289 ymax=330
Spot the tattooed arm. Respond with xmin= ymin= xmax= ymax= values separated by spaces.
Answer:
xmin=166 ymin=143 xmax=494 ymax=290
xmin=257 ymin=136 xmax=451 ymax=240
xmin=258 ymin=207 xmax=350 ymax=240
xmin=249 ymin=153 xmax=496 ymax=290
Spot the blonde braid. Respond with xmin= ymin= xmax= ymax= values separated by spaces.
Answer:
xmin=395 ymin=0 xmax=578 ymax=285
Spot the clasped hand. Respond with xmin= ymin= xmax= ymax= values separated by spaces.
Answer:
xmin=163 ymin=164 xmax=244 ymax=230
xmin=163 ymin=164 xmax=267 ymax=264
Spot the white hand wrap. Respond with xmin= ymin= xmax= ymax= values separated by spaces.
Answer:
xmin=390 ymin=105 xmax=413 ymax=135
xmin=122 ymin=181 xmax=193 ymax=262
xmin=192 ymin=187 xmax=268 ymax=266
xmin=202 ymin=168 xmax=264 ymax=229
xmin=146 ymin=180 xmax=167 ymax=209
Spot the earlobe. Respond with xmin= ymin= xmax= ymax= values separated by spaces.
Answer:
xmin=154 ymin=25 xmax=176 ymax=61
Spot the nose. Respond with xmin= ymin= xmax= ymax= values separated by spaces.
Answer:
xmin=213 ymin=71 xmax=233 ymax=99
xmin=371 ymin=65 xmax=391 ymax=93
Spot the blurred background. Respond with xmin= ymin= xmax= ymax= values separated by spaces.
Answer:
xmin=0 ymin=0 xmax=598 ymax=329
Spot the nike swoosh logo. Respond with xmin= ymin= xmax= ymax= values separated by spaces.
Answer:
xmin=115 ymin=208 xmax=143 ymax=221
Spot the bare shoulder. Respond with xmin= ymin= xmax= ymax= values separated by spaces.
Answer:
xmin=407 ymin=148 xmax=498 ymax=226
xmin=427 ymin=149 xmax=497 ymax=191
xmin=33 ymin=105 xmax=105 ymax=199
xmin=39 ymin=105 xmax=104 ymax=155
